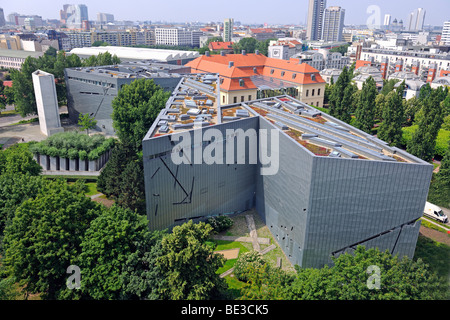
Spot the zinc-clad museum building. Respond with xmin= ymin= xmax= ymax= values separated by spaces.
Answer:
xmin=141 ymin=72 xmax=433 ymax=269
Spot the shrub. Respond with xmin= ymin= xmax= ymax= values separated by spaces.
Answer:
xmin=207 ymin=216 xmax=234 ymax=233
xmin=88 ymin=149 xmax=99 ymax=161
xmin=78 ymin=150 xmax=88 ymax=160
xmin=58 ymin=148 xmax=68 ymax=158
xmin=47 ymin=146 xmax=59 ymax=158
xmin=233 ymin=250 xmax=266 ymax=282
xmin=68 ymin=148 xmax=79 ymax=160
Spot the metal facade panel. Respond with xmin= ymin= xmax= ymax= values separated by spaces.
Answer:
xmin=303 ymin=157 xmax=433 ymax=267
xmin=255 ymin=117 xmax=315 ymax=266
xmin=143 ymin=117 xmax=259 ymax=231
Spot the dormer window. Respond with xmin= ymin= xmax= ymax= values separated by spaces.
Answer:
xmin=239 ymin=79 xmax=245 ymax=87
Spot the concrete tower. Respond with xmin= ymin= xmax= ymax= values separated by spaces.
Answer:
xmin=32 ymin=70 xmax=64 ymax=136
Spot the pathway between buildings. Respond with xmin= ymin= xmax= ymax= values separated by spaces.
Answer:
xmin=219 ymin=214 xmax=276 ymax=278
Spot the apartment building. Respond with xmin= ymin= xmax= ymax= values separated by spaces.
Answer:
xmin=322 ymin=6 xmax=345 ymax=42
xmin=306 ymin=0 xmax=327 ymax=41
xmin=155 ymin=28 xmax=201 ymax=47
xmin=223 ymin=18 xmax=234 ymax=42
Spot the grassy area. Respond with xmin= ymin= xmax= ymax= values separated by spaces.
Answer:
xmin=414 ymin=235 xmax=450 ymax=299
xmin=9 ymin=117 xmax=39 ymax=126
xmin=420 ymin=218 xmax=450 ymax=234
xmin=43 ymin=175 xmax=98 ymax=182
xmin=84 ymin=182 xmax=100 ymax=196
xmin=0 ymin=110 xmax=19 ymax=117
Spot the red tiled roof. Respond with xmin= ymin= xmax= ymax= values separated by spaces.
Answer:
xmin=355 ymin=60 xmax=372 ymax=70
xmin=209 ymin=41 xmax=234 ymax=51
xmin=186 ymin=53 xmax=325 ymax=91
xmin=440 ymin=69 xmax=450 ymax=77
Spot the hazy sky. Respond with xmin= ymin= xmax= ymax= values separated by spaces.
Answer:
xmin=1 ymin=0 xmax=449 ymax=26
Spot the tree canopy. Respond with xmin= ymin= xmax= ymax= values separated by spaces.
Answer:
xmin=288 ymin=246 xmax=444 ymax=300
xmin=1 ymin=179 xmax=103 ymax=299
xmin=155 ymin=220 xmax=226 ymax=300
xmin=77 ymin=205 xmax=155 ymax=299
xmin=111 ymin=78 xmax=170 ymax=151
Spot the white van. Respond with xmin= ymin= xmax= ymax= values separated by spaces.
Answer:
xmin=423 ymin=202 xmax=448 ymax=223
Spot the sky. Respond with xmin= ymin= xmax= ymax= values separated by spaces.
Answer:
xmin=1 ymin=0 xmax=449 ymax=26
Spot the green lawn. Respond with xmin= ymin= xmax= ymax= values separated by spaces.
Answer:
xmin=84 ymin=182 xmax=100 ymax=196
xmin=420 ymin=218 xmax=450 ymax=234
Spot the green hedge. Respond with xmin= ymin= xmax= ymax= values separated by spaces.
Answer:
xmin=30 ymin=132 xmax=116 ymax=161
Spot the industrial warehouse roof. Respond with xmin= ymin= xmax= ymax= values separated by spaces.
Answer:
xmin=0 ymin=48 xmax=44 ymax=59
xmin=186 ymin=52 xmax=325 ymax=92
xmin=69 ymin=46 xmax=199 ymax=63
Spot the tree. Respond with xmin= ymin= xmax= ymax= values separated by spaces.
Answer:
xmin=407 ymin=87 xmax=444 ymax=161
xmin=403 ymin=96 xmax=422 ymax=124
xmin=1 ymin=180 xmax=102 ymax=299
xmin=0 ymin=143 xmax=42 ymax=176
xmin=78 ymin=113 xmax=97 ymax=135
xmin=92 ymin=41 xmax=110 ymax=47
xmin=234 ymin=37 xmax=259 ymax=54
xmin=354 ymin=76 xmax=377 ymax=134
xmin=155 ymin=220 xmax=227 ymax=300
xmin=324 ymin=82 xmax=333 ymax=106
xmin=120 ymin=229 xmax=167 ymax=300
xmin=441 ymin=92 xmax=450 ymax=118
xmin=10 ymin=60 xmax=37 ymax=116
xmin=82 ymin=51 xmax=120 ymax=67
xmin=10 ymin=50 xmax=83 ymax=116
xmin=427 ymin=141 xmax=450 ymax=208
xmin=329 ymin=44 xmax=350 ymax=56
xmin=329 ymin=66 xmax=350 ymax=118
xmin=77 ymin=205 xmax=153 ymax=300
xmin=377 ymin=83 xmax=405 ymax=146
xmin=0 ymin=173 xmax=45 ymax=238
xmin=234 ymin=250 xmax=266 ymax=283
xmin=0 ymin=80 xmax=8 ymax=112
xmin=288 ymin=246 xmax=444 ymax=300
xmin=97 ymin=141 xmax=146 ymax=213
xmin=380 ymin=79 xmax=400 ymax=96
xmin=239 ymin=263 xmax=294 ymax=300
xmin=112 ymin=78 xmax=170 ymax=151
xmin=374 ymin=93 xmax=386 ymax=121
xmin=256 ymin=38 xmax=276 ymax=56
xmin=117 ymin=160 xmax=146 ymax=213
xmin=45 ymin=46 xmax=58 ymax=58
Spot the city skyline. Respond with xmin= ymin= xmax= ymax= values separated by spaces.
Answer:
xmin=1 ymin=0 xmax=448 ymax=26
